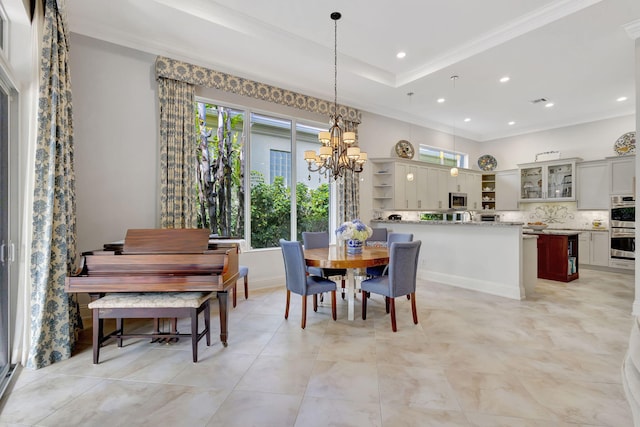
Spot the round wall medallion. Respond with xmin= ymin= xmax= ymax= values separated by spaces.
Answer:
xmin=477 ymin=154 xmax=498 ymax=171
xmin=614 ymin=131 xmax=636 ymax=156
xmin=395 ymin=140 xmax=415 ymax=159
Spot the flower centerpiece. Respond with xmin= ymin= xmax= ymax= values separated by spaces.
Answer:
xmin=336 ymin=219 xmax=373 ymax=254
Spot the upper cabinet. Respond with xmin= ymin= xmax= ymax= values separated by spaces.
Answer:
xmin=576 ymin=160 xmax=609 ymax=210
xmin=518 ymin=159 xmax=580 ymax=202
xmin=370 ymin=158 xmax=481 ymax=211
xmin=495 ymin=170 xmax=520 ymax=211
xmin=609 ymin=155 xmax=635 ymax=195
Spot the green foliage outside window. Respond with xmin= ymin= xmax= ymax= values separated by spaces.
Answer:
xmin=195 ymin=102 xmax=329 ymax=246
xmin=250 ymin=171 xmax=329 ymax=248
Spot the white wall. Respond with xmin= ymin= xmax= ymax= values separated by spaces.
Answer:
xmin=479 ymin=115 xmax=635 ymax=170
xmin=70 ymin=34 xmax=158 ymax=253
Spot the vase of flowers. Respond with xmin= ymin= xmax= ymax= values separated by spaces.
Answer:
xmin=336 ymin=219 xmax=372 ymax=254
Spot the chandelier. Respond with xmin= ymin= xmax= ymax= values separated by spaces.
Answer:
xmin=304 ymin=12 xmax=367 ymax=180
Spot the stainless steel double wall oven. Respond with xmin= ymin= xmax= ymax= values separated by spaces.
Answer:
xmin=610 ymin=195 xmax=635 ymax=264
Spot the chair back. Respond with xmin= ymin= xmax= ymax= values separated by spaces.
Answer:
xmin=387 ymin=232 xmax=413 ymax=245
xmin=369 ymin=227 xmax=388 ymax=242
xmin=387 ymin=240 xmax=421 ymax=297
xmin=280 ymin=239 xmax=308 ymax=295
xmin=302 ymin=231 xmax=330 ymax=250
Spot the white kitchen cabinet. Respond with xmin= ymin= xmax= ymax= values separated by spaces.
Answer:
xmin=395 ymin=163 xmax=418 ymax=209
xmin=578 ymin=230 xmax=610 ymax=267
xmin=577 ymin=160 xmax=609 ymax=210
xmin=425 ymin=166 xmax=449 ymax=210
xmin=591 ymin=231 xmax=609 ymax=266
xmin=449 ymin=170 xmax=481 ymax=210
xmin=518 ymin=159 xmax=580 ymax=202
xmin=465 ymin=172 xmax=482 ymax=210
xmin=495 ymin=169 xmax=519 ymax=211
xmin=609 ymin=155 xmax=635 ymax=195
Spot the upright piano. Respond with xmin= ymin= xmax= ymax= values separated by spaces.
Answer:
xmin=65 ymin=228 xmax=239 ymax=345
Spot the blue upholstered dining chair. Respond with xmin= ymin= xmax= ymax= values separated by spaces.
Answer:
xmin=280 ymin=239 xmax=337 ymax=329
xmin=361 ymin=240 xmax=421 ymax=332
xmin=302 ymin=231 xmax=347 ymax=298
xmin=366 ymin=232 xmax=414 ymax=278
xmin=369 ymin=227 xmax=388 ymax=243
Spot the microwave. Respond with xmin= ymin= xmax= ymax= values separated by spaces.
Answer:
xmin=449 ymin=192 xmax=467 ymax=209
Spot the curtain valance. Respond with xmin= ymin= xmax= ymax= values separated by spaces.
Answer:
xmin=155 ymin=56 xmax=361 ymax=124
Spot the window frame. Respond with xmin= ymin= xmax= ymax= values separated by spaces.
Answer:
xmin=195 ymin=96 xmax=333 ymax=250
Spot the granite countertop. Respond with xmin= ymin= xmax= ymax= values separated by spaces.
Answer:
xmin=371 ymin=219 xmax=607 ymax=233
xmin=522 ymin=229 xmax=581 ymax=236
xmin=371 ymin=219 xmax=524 ymax=227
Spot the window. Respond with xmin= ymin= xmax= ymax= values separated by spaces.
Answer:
xmin=195 ymin=101 xmax=331 ymax=250
xmin=418 ymin=144 xmax=468 ymax=168
xmin=269 ymin=150 xmax=291 ymax=186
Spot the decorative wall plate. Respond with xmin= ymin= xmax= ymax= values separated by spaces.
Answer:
xmin=614 ymin=131 xmax=636 ymax=156
xmin=477 ymin=154 xmax=497 ymax=171
xmin=395 ymin=140 xmax=415 ymax=159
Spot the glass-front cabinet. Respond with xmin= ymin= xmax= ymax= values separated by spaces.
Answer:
xmin=518 ymin=159 xmax=579 ymax=202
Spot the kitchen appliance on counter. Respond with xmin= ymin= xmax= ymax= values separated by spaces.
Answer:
xmin=449 ymin=192 xmax=467 ymax=209
xmin=480 ymin=214 xmax=500 ymax=222
xmin=610 ymin=195 xmax=635 ymax=267
xmin=387 ymin=214 xmax=402 ymax=221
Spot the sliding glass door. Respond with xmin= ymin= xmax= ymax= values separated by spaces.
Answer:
xmin=0 ymin=79 xmax=9 ymax=396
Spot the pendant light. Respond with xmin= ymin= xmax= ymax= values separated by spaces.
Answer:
xmin=450 ymin=75 xmax=459 ymax=177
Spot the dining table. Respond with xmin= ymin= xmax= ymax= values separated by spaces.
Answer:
xmin=304 ymin=245 xmax=389 ymax=320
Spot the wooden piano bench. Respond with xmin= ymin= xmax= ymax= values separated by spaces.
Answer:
xmin=88 ymin=291 xmax=214 ymax=364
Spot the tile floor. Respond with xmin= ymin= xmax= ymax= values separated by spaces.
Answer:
xmin=0 ymin=268 xmax=636 ymax=426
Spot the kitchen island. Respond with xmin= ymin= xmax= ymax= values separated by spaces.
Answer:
xmin=372 ymin=220 xmax=533 ymax=300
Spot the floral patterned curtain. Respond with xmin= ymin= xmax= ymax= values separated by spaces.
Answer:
xmin=155 ymin=56 xmax=362 ymax=226
xmin=158 ymin=77 xmax=197 ymax=228
xmin=336 ymin=120 xmax=360 ymax=225
xmin=27 ymin=0 xmax=81 ymax=369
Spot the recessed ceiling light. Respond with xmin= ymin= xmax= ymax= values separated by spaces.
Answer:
xmin=396 ymin=51 xmax=406 ymax=59
xmin=463 ymin=118 xmax=471 ymax=122
xmin=617 ymin=96 xmax=628 ymax=102
xmin=499 ymin=76 xmax=510 ymax=83
xmin=508 ymin=121 xmax=516 ymax=126
xmin=545 ymin=102 xmax=554 ymax=108
xmin=437 ymin=98 xmax=445 ymax=103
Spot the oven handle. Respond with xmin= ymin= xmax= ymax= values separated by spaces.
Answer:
xmin=612 ymin=230 xmax=636 ymax=238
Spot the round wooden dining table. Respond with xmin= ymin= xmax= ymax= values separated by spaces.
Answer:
xmin=304 ymin=246 xmax=389 ymax=320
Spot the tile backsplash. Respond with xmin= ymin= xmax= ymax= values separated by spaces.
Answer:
xmin=500 ymin=202 xmax=608 ymax=229
xmin=374 ymin=202 xmax=609 ymax=229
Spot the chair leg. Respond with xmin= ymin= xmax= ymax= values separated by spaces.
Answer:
xmin=341 ymin=278 xmax=346 ymax=300
xmin=389 ymin=297 xmax=397 ymax=332
xmin=362 ymin=291 xmax=368 ymax=320
xmin=385 ymin=297 xmax=390 ymax=314
xmin=233 ymin=283 xmax=237 ymax=308
xmin=244 ymin=275 xmax=249 ymax=299
xmin=313 ymin=294 xmax=318 ymax=312
xmin=92 ymin=309 xmax=100 ymax=364
xmin=331 ymin=290 xmax=337 ymax=321
xmin=285 ymin=290 xmax=291 ymax=319
xmin=301 ymin=296 xmax=307 ymax=329
xmin=191 ymin=308 xmax=198 ymax=363
xmin=116 ymin=318 xmax=123 ymax=347
xmin=410 ymin=292 xmax=418 ymax=324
